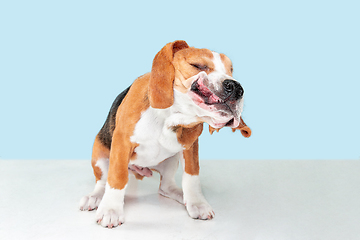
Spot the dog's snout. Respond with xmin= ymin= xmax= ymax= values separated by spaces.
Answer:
xmin=222 ymin=79 xmax=244 ymax=101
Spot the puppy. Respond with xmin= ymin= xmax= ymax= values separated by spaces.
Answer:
xmin=79 ymin=40 xmax=251 ymax=228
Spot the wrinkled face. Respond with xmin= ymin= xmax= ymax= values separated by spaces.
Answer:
xmin=173 ymin=48 xmax=244 ymax=128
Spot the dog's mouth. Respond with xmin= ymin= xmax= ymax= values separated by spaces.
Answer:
xmin=190 ymin=79 xmax=238 ymax=127
xmin=190 ymin=79 xmax=224 ymax=105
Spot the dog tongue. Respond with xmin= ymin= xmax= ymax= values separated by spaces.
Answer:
xmin=197 ymin=79 xmax=221 ymax=104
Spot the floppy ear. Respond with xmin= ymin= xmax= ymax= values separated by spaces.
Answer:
xmin=149 ymin=40 xmax=189 ymax=109
xmin=209 ymin=116 xmax=252 ymax=138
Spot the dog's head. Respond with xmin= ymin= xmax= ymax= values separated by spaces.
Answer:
xmin=149 ymin=40 xmax=251 ymax=137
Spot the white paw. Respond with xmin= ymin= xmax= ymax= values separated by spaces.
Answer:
xmin=159 ymin=185 xmax=184 ymax=204
xmin=79 ymin=194 xmax=102 ymax=211
xmin=95 ymin=183 xmax=126 ymax=228
xmin=185 ymin=201 xmax=215 ymax=220
xmin=182 ymin=173 xmax=215 ymax=220
xmin=79 ymin=181 xmax=106 ymax=211
xmin=96 ymin=207 xmax=125 ymax=228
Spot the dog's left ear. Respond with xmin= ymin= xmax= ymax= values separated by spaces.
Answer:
xmin=149 ymin=40 xmax=189 ymax=109
xmin=209 ymin=116 xmax=252 ymax=138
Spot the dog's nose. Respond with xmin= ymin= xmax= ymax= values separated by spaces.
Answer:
xmin=222 ymin=79 xmax=244 ymax=101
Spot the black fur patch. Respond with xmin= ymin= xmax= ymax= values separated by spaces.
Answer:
xmin=98 ymin=85 xmax=131 ymax=149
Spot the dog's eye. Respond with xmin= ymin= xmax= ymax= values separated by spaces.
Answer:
xmin=190 ymin=63 xmax=208 ymax=71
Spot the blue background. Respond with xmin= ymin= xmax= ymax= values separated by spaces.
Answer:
xmin=1 ymin=0 xmax=359 ymax=160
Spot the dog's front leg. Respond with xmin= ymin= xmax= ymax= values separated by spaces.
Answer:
xmin=182 ymin=139 xmax=215 ymax=220
xmin=96 ymin=131 xmax=130 ymax=228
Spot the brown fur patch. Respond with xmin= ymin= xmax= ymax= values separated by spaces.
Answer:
xmin=209 ymin=116 xmax=252 ymax=138
xmin=149 ymin=40 xmax=189 ymax=109
xmin=175 ymin=123 xmax=203 ymax=150
xmin=183 ymin=139 xmax=200 ymax=175
xmin=107 ymin=74 xmax=150 ymax=190
xmin=232 ymin=117 xmax=252 ymax=138
xmin=173 ymin=48 xmax=215 ymax=89
xmin=220 ymin=53 xmax=233 ymax=76
xmin=91 ymin=135 xmax=110 ymax=182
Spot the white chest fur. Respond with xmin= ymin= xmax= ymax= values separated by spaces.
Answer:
xmin=129 ymin=90 xmax=202 ymax=167
xmin=130 ymin=107 xmax=183 ymax=167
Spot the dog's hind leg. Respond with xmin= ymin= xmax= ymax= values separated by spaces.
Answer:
xmin=79 ymin=136 xmax=110 ymax=211
xmin=153 ymin=153 xmax=184 ymax=204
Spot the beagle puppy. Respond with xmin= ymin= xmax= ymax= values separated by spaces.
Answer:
xmin=79 ymin=40 xmax=251 ymax=228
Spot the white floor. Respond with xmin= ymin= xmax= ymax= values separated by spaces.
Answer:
xmin=1 ymin=160 xmax=359 ymax=240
